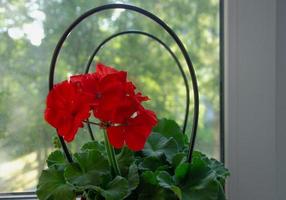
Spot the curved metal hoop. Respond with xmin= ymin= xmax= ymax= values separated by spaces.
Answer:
xmin=84 ymin=30 xmax=190 ymax=134
xmin=49 ymin=3 xmax=199 ymax=163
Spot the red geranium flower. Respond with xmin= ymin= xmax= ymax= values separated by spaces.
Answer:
xmin=93 ymin=64 xmax=150 ymax=123
xmin=71 ymin=69 xmax=128 ymax=123
xmin=106 ymin=108 xmax=158 ymax=151
xmin=70 ymin=63 xmax=157 ymax=150
xmin=44 ymin=80 xmax=91 ymax=142
xmin=45 ymin=63 xmax=157 ymax=150
xmin=70 ymin=63 xmax=147 ymax=124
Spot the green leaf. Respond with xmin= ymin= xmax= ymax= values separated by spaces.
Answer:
xmin=138 ymin=185 xmax=177 ymax=200
xmin=153 ymin=118 xmax=187 ymax=149
xmin=189 ymin=152 xmax=210 ymax=179
xmin=156 ymin=171 xmax=182 ymax=199
xmin=171 ymin=152 xmax=187 ymax=168
xmin=36 ymin=168 xmax=75 ymax=200
xmin=170 ymin=186 xmax=183 ymax=200
xmin=116 ymin=147 xmax=135 ymax=176
xmin=64 ymin=150 xmax=111 ymax=187
xmin=181 ymin=174 xmax=225 ymax=200
xmin=95 ymin=176 xmax=129 ymax=200
xmin=46 ymin=150 xmax=67 ymax=170
xmin=137 ymin=151 xmax=229 ymax=200
xmin=141 ymin=171 xmax=158 ymax=185
xmin=81 ymin=141 xmax=105 ymax=154
xmin=178 ymin=151 xmax=229 ymax=200
xmin=138 ymin=171 xmax=178 ymax=200
xmin=156 ymin=171 xmax=174 ymax=187
xmin=139 ymin=156 xmax=169 ymax=171
xmin=128 ymin=163 xmax=139 ymax=191
xmin=175 ymin=163 xmax=190 ymax=182
xmin=209 ymin=158 xmax=230 ymax=185
xmin=143 ymin=132 xmax=178 ymax=162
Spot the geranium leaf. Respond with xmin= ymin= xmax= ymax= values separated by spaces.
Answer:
xmin=141 ymin=171 xmax=158 ymax=185
xmin=163 ymin=138 xmax=180 ymax=162
xmin=153 ymin=118 xmax=187 ymax=149
xmin=170 ymin=186 xmax=183 ymax=200
xmin=143 ymin=132 xmax=178 ymax=162
xmin=171 ymin=152 xmax=187 ymax=168
xmin=116 ymin=147 xmax=135 ymax=177
xmin=139 ymin=156 xmax=169 ymax=171
xmin=95 ymin=176 xmax=129 ymax=200
xmin=181 ymin=173 xmax=225 ymax=200
xmin=136 ymin=150 xmax=228 ymax=200
xmin=46 ymin=150 xmax=67 ymax=170
xmin=156 ymin=171 xmax=182 ymax=200
xmin=64 ymin=150 xmax=111 ymax=187
xmin=138 ymin=185 xmax=177 ymax=200
xmin=209 ymin=158 xmax=230 ymax=185
xmin=179 ymin=152 xmax=229 ymax=200
xmin=189 ymin=152 xmax=210 ymax=178
xmin=143 ymin=133 xmax=166 ymax=158
xmin=175 ymin=163 xmax=190 ymax=182
xmin=81 ymin=141 xmax=105 ymax=154
xmin=156 ymin=171 xmax=174 ymax=187
xmin=36 ymin=168 xmax=75 ymax=200
xmin=128 ymin=163 xmax=139 ymax=191
xmin=138 ymin=171 xmax=178 ymax=200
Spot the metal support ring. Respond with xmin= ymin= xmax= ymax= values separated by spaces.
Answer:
xmin=49 ymin=3 xmax=199 ymax=163
xmin=84 ymin=30 xmax=190 ymax=134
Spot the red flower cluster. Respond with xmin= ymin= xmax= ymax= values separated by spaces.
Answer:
xmin=44 ymin=80 xmax=91 ymax=142
xmin=45 ymin=63 xmax=157 ymax=151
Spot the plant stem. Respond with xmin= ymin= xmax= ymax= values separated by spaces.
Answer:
xmin=85 ymin=119 xmax=95 ymax=141
xmin=103 ymin=129 xmax=121 ymax=176
xmin=83 ymin=120 xmax=101 ymax=126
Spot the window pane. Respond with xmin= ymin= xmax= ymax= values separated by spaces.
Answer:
xmin=0 ymin=0 xmax=220 ymax=192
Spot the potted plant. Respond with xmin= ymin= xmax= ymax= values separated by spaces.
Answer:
xmin=37 ymin=63 xmax=229 ymax=200
xmin=36 ymin=4 xmax=229 ymax=199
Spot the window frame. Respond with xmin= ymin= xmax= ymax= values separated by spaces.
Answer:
xmin=219 ymin=0 xmax=225 ymax=163
xmin=224 ymin=0 xmax=277 ymax=199
xmin=0 ymin=192 xmax=37 ymax=199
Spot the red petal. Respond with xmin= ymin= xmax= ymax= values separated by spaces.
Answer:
xmin=70 ymin=73 xmax=100 ymax=98
xmin=125 ymin=82 xmax=136 ymax=95
xmin=141 ymin=109 xmax=158 ymax=126
xmin=106 ymin=127 xmax=126 ymax=149
xmin=60 ymin=126 xmax=77 ymax=142
xmin=124 ymin=109 xmax=157 ymax=151
xmin=44 ymin=80 xmax=91 ymax=142
xmin=135 ymin=92 xmax=150 ymax=102
xmin=125 ymin=125 xmax=151 ymax=151
xmin=96 ymin=63 xmax=118 ymax=77
xmin=110 ymin=97 xmax=138 ymax=123
xmin=100 ymin=71 xmax=127 ymax=86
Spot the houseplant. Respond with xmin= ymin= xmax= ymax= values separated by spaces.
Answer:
xmin=36 ymin=4 xmax=229 ymax=200
xmin=37 ymin=63 xmax=229 ymax=200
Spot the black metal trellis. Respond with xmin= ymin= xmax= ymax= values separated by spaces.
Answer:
xmin=49 ymin=3 xmax=199 ymax=163
xmin=84 ymin=30 xmax=190 ymax=136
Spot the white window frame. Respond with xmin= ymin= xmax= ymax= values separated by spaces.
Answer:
xmin=225 ymin=0 xmax=279 ymax=199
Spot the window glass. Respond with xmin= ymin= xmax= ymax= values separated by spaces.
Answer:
xmin=0 ymin=0 xmax=220 ymax=192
